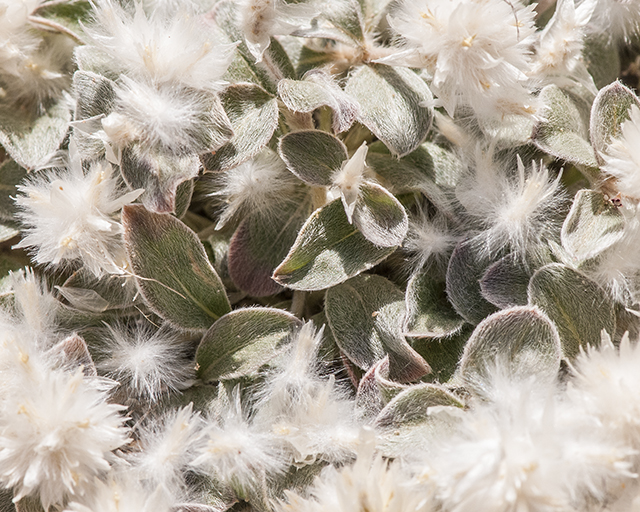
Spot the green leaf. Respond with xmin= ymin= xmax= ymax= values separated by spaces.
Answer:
xmin=590 ymin=81 xmax=640 ymax=166
xmin=532 ymin=84 xmax=598 ymax=169
xmin=0 ymin=159 xmax=27 ymax=223
xmin=0 ymin=94 xmax=72 ymax=170
xmin=459 ymin=306 xmax=562 ymax=395
xmin=196 ymin=308 xmax=302 ymax=382
xmin=404 ymin=271 xmax=465 ymax=338
xmin=228 ymin=191 xmax=311 ymax=296
xmin=345 ymin=64 xmax=433 ymax=157
xmin=278 ymin=130 xmax=347 ymax=186
xmin=480 ymin=254 xmax=535 ymax=309
xmin=201 ymin=84 xmax=278 ymax=173
xmin=411 ymin=325 xmax=472 ymax=384
xmin=561 ymin=189 xmax=625 ymax=263
xmin=446 ymin=237 xmax=501 ymax=325
xmin=374 ymin=383 xmax=464 ymax=430
xmin=325 ymin=274 xmax=430 ymax=382
xmin=123 ymin=205 xmax=231 ymax=330
xmin=583 ymin=34 xmax=621 ymax=91
xmin=272 ymin=198 xmax=397 ymax=290
xmin=32 ymin=0 xmax=92 ymax=35
xmin=120 ymin=145 xmax=201 ymax=214
xmin=528 ymin=263 xmax=615 ymax=359
xmin=321 ymin=0 xmax=365 ymax=42
xmin=352 ymin=182 xmax=408 ymax=248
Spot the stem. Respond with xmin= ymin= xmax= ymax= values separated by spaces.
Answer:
xmin=290 ymin=290 xmax=307 ymax=319
xmin=28 ymin=15 xmax=83 ymax=44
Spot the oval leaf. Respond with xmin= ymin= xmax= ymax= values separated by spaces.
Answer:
xmin=201 ymin=83 xmax=278 ymax=173
xmin=123 ymin=205 xmax=231 ymax=330
xmin=345 ymin=64 xmax=433 ymax=157
xmin=352 ymin=182 xmax=408 ymax=247
xmin=325 ymin=274 xmax=430 ymax=382
xmin=272 ymin=198 xmax=397 ymax=290
xmin=527 ymin=263 xmax=615 ymax=359
xmin=480 ymin=254 xmax=534 ymax=309
xmin=561 ymin=189 xmax=625 ymax=263
xmin=278 ymin=129 xmax=347 ymax=186
xmin=459 ymin=306 xmax=562 ymax=395
xmin=196 ymin=308 xmax=302 ymax=382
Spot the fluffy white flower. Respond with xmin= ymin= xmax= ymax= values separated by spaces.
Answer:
xmin=277 ymin=428 xmax=431 ymax=512
xmin=603 ymin=104 xmax=640 ymax=200
xmin=582 ymin=0 xmax=640 ymax=43
xmin=457 ymin=152 xmax=565 ymax=257
xmin=83 ymin=0 xmax=234 ymax=90
xmin=205 ymin=149 xmax=301 ymax=229
xmin=129 ymin=405 xmax=204 ymax=494
xmin=14 ymin=141 xmax=143 ymax=277
xmin=404 ymin=211 xmax=461 ymax=272
xmin=531 ymin=0 xmax=597 ymax=92
xmin=64 ymin=478 xmax=174 ymax=512
xmin=332 ymin=142 xmax=368 ymax=223
xmin=0 ymin=368 xmax=129 ymax=509
xmin=413 ymin=370 xmax=634 ymax=512
xmin=388 ymin=0 xmax=538 ymax=119
xmin=97 ymin=322 xmax=195 ymax=401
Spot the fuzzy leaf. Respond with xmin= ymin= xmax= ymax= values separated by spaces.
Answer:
xmin=120 ymin=145 xmax=201 ymax=214
xmin=0 ymin=159 xmax=27 ymax=224
xmin=0 ymin=225 xmax=19 ymax=244
xmin=446 ymin=238 xmax=501 ymax=325
xmin=322 ymin=0 xmax=365 ymax=42
xmin=480 ymin=255 xmax=534 ymax=309
xmin=196 ymin=308 xmax=302 ymax=382
xmin=528 ymin=263 xmax=615 ymax=359
xmin=584 ymin=35 xmax=621 ymax=91
xmin=123 ymin=205 xmax=231 ymax=331
xmin=325 ymin=274 xmax=430 ymax=382
xmin=459 ymin=306 xmax=562 ymax=394
xmin=272 ymin=198 xmax=397 ymax=290
xmin=404 ymin=272 xmax=465 ymax=338
xmin=411 ymin=325 xmax=472 ymax=384
xmin=278 ymin=130 xmax=347 ymax=186
xmin=32 ymin=0 xmax=92 ymax=34
xmin=345 ymin=64 xmax=433 ymax=157
xmin=532 ymin=85 xmax=598 ymax=169
xmin=0 ymin=94 xmax=72 ymax=170
xmin=374 ymin=383 xmax=464 ymax=430
xmin=73 ymin=70 xmax=116 ymax=120
xmin=352 ymin=182 xmax=408 ymax=247
xmin=228 ymin=192 xmax=311 ymax=297
xmin=561 ymin=189 xmax=625 ymax=263
xmin=201 ymin=84 xmax=278 ymax=173
xmin=590 ymin=81 xmax=640 ymax=166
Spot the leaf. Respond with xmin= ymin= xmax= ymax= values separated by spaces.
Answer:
xmin=459 ymin=306 xmax=562 ymax=395
xmin=321 ymin=0 xmax=365 ymax=42
xmin=561 ymin=189 xmax=625 ymax=263
xmin=272 ymin=198 xmax=397 ymax=290
xmin=446 ymin=238 xmax=501 ymax=325
xmin=201 ymin=84 xmax=278 ymax=173
xmin=228 ymin=192 xmax=311 ymax=296
xmin=325 ymin=274 xmax=430 ymax=382
xmin=32 ymin=0 xmax=92 ymax=34
xmin=590 ymin=81 xmax=640 ymax=166
xmin=411 ymin=325 xmax=472 ymax=384
xmin=0 ymin=94 xmax=72 ymax=170
xmin=345 ymin=64 xmax=433 ymax=157
xmin=120 ymin=145 xmax=201 ymax=214
xmin=196 ymin=308 xmax=302 ymax=382
xmin=404 ymin=271 xmax=465 ymax=338
xmin=123 ymin=205 xmax=231 ymax=331
xmin=352 ymin=182 xmax=408 ymax=247
xmin=528 ymin=263 xmax=615 ymax=359
xmin=0 ymin=159 xmax=27 ymax=223
xmin=583 ymin=34 xmax=621 ymax=91
xmin=374 ymin=383 xmax=464 ymax=430
xmin=532 ymin=84 xmax=598 ymax=169
xmin=278 ymin=129 xmax=347 ymax=186
xmin=480 ymin=254 xmax=534 ymax=309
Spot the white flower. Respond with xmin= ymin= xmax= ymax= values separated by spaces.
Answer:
xmin=64 ymin=478 xmax=174 ymax=512
xmin=277 ymin=428 xmax=431 ymax=512
xmin=404 ymin=211 xmax=460 ymax=272
xmin=332 ymin=142 xmax=368 ymax=223
xmin=582 ymin=0 xmax=640 ymax=43
xmin=603 ymin=104 xmax=640 ymax=200
xmin=205 ymin=149 xmax=300 ymax=229
xmin=83 ymin=0 xmax=234 ymax=91
xmin=388 ymin=0 xmax=538 ymax=119
xmin=14 ymin=141 xmax=143 ymax=277
xmin=457 ymin=152 xmax=565 ymax=257
xmin=129 ymin=405 xmax=204 ymax=494
xmin=531 ymin=0 xmax=597 ymax=93
xmin=97 ymin=322 xmax=195 ymax=401
xmin=0 ymin=368 xmax=129 ymax=509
